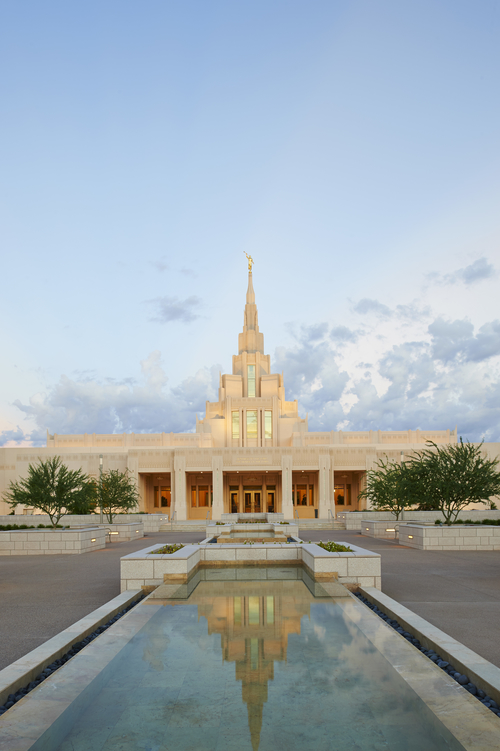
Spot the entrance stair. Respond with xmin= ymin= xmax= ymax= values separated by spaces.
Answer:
xmin=159 ymin=521 xmax=207 ymax=532
xmin=298 ymin=519 xmax=346 ymax=530
xmin=159 ymin=519 xmax=346 ymax=533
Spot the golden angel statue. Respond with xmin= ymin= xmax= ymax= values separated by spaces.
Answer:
xmin=244 ymin=252 xmax=254 ymax=271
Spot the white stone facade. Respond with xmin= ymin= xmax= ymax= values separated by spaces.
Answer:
xmin=1 ymin=270 xmax=489 ymax=522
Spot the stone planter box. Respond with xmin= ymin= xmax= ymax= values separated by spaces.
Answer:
xmin=361 ymin=519 xmax=435 ymax=539
xmin=0 ymin=527 xmax=107 ymax=555
xmin=338 ymin=510 xmax=500 ymax=530
xmin=0 ymin=513 xmax=168 ymax=533
xmin=120 ymin=540 xmax=381 ymax=592
xmin=399 ymin=523 xmax=500 ymax=550
xmin=71 ymin=522 xmax=144 ymax=542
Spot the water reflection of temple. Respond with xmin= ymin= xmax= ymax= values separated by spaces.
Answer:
xmin=171 ymin=580 xmax=314 ymax=751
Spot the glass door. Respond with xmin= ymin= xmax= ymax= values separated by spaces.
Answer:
xmin=267 ymin=491 xmax=275 ymax=513
xmin=243 ymin=490 xmax=261 ymax=513
xmin=253 ymin=491 xmax=261 ymax=513
xmin=245 ymin=492 xmax=252 ymax=513
xmin=230 ymin=490 xmax=239 ymax=514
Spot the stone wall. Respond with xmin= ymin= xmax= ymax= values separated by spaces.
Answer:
xmin=0 ymin=513 xmax=167 ymax=533
xmin=398 ymin=524 xmax=500 ymax=550
xmin=339 ymin=510 xmax=500 ymax=530
xmin=0 ymin=527 xmax=107 ymax=555
xmin=120 ymin=541 xmax=381 ymax=592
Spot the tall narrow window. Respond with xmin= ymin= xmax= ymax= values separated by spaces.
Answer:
xmin=246 ymin=410 xmax=258 ymax=439
xmin=198 ymin=486 xmax=209 ymax=507
xmin=247 ymin=364 xmax=256 ymax=397
xmin=232 ymin=411 xmax=240 ymax=439
xmin=265 ymin=410 xmax=272 ymax=439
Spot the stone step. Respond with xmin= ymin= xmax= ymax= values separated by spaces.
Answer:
xmin=298 ymin=521 xmax=345 ymax=530
xmin=159 ymin=523 xmax=207 ymax=532
xmin=159 ymin=520 xmax=346 ymax=532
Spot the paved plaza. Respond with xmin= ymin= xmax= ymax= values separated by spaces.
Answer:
xmin=1 ymin=529 xmax=499 ymax=672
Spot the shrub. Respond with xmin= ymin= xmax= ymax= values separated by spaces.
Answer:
xmin=317 ymin=541 xmax=353 ymax=553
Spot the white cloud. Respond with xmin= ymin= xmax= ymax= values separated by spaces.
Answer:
xmin=147 ymin=295 xmax=202 ymax=323
xmin=429 ymin=318 xmax=500 ymax=363
xmin=3 ymin=306 xmax=500 ymax=447
xmin=4 ymin=352 xmax=220 ymax=443
xmin=427 ymin=257 xmax=496 ymax=287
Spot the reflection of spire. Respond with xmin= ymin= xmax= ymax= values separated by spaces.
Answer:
xmin=247 ymin=701 xmax=263 ymax=751
xmin=170 ymin=582 xmax=312 ymax=751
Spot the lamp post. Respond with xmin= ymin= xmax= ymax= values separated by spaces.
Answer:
xmin=99 ymin=455 xmax=103 ymax=523
xmin=400 ymin=451 xmax=404 ymax=521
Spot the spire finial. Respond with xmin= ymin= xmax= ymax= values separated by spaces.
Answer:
xmin=244 ymin=252 xmax=254 ymax=272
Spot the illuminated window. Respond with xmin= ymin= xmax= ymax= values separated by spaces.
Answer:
xmin=247 ymin=364 xmax=256 ymax=397
xmin=265 ymin=410 xmax=272 ymax=439
xmin=198 ymin=485 xmax=209 ymax=507
xmin=232 ymin=411 xmax=240 ymax=439
xmin=191 ymin=484 xmax=213 ymax=507
xmin=297 ymin=485 xmax=307 ymax=506
xmin=335 ymin=485 xmax=345 ymax=505
xmin=246 ymin=410 xmax=258 ymax=439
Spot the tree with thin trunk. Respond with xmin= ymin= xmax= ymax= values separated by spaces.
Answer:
xmin=3 ymin=456 xmax=95 ymax=527
xmin=98 ymin=469 xmax=139 ymax=523
xmin=359 ymin=457 xmax=415 ymax=520
xmin=408 ymin=439 xmax=500 ymax=524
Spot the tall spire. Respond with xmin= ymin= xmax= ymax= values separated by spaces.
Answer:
xmin=239 ymin=268 xmax=264 ymax=354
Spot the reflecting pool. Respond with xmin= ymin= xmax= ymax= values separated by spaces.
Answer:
xmin=21 ymin=568 xmax=473 ymax=751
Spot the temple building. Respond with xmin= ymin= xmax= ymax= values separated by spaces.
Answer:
xmin=0 ymin=264 xmax=459 ymax=519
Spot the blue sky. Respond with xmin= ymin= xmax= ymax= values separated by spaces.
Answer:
xmin=1 ymin=0 xmax=499 ymax=445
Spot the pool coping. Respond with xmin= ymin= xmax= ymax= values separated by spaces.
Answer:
xmin=0 ymin=583 xmax=499 ymax=750
xmin=359 ymin=585 xmax=500 ymax=708
xmin=0 ymin=590 xmax=143 ymax=708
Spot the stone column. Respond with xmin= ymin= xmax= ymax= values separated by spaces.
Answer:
xmin=364 ymin=454 xmax=377 ymax=510
xmin=211 ymin=455 xmax=224 ymax=520
xmin=281 ymin=454 xmax=293 ymax=520
xmin=173 ymin=454 xmax=187 ymax=521
xmin=318 ymin=454 xmax=333 ymax=519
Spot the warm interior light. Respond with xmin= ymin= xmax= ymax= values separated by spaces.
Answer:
xmin=91 ymin=538 xmax=96 ymax=542
xmin=386 ymin=529 xmax=395 ymax=532
xmin=110 ymin=531 xmax=119 ymax=535
xmin=408 ymin=535 xmax=413 ymax=539
xmin=365 ymin=528 xmax=369 ymax=531
xmin=136 ymin=530 xmax=139 ymax=533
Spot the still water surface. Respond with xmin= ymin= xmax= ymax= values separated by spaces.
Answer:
xmin=35 ymin=570 xmax=462 ymax=751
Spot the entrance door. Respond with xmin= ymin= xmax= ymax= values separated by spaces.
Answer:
xmin=244 ymin=490 xmax=261 ymax=513
xmin=267 ymin=491 xmax=275 ymax=513
xmin=230 ymin=490 xmax=239 ymax=514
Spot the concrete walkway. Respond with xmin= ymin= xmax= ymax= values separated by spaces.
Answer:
xmin=1 ymin=529 xmax=499 ymax=672
xmin=0 ymin=532 xmax=201 ymax=671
